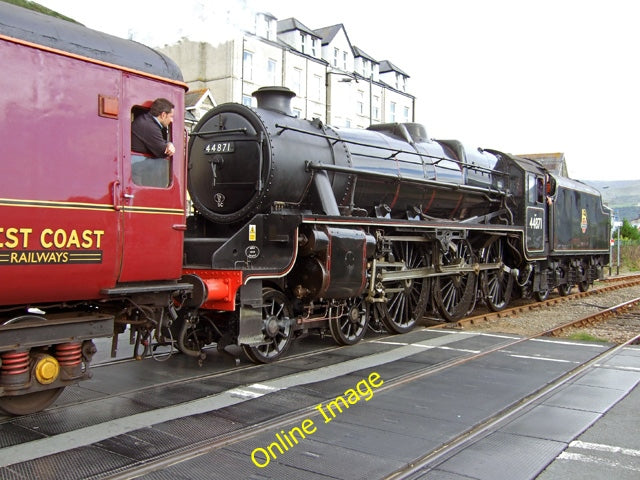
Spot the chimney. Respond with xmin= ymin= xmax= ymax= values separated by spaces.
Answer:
xmin=252 ymin=86 xmax=296 ymax=116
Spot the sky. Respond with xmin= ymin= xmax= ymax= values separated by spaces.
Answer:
xmin=37 ymin=0 xmax=640 ymax=181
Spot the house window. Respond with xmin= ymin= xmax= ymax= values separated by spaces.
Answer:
xmin=357 ymin=90 xmax=364 ymax=115
xmin=293 ymin=107 xmax=302 ymax=118
xmin=333 ymin=47 xmax=339 ymax=67
xmin=343 ymin=51 xmax=348 ymax=70
xmin=404 ymin=106 xmax=410 ymax=122
xmin=313 ymin=74 xmax=322 ymax=100
xmin=267 ymin=58 xmax=277 ymax=85
xmin=311 ymin=38 xmax=317 ymax=56
xmin=373 ymin=96 xmax=380 ymax=120
xmin=242 ymin=95 xmax=253 ymax=107
xmin=300 ymin=32 xmax=306 ymax=53
xmin=390 ymin=102 xmax=396 ymax=122
xmin=243 ymin=50 xmax=253 ymax=81
xmin=292 ymin=67 xmax=302 ymax=96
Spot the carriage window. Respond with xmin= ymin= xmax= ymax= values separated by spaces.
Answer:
xmin=130 ymin=104 xmax=172 ymax=188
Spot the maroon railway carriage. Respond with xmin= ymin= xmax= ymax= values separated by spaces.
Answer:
xmin=0 ymin=3 xmax=190 ymax=414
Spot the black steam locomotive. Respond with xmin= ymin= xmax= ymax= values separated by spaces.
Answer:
xmin=178 ymin=86 xmax=611 ymax=363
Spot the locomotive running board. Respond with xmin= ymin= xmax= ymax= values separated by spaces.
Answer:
xmin=101 ymin=282 xmax=193 ymax=296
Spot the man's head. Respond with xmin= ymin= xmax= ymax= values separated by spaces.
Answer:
xmin=150 ymin=98 xmax=175 ymax=127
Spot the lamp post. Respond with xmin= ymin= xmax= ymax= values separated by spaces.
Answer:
xmin=325 ymin=70 xmax=358 ymax=126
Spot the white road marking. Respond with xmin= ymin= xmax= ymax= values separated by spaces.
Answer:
xmin=570 ymin=440 xmax=640 ymax=457
xmin=558 ymin=452 xmax=640 ymax=472
xmin=508 ymin=354 xmax=576 ymax=363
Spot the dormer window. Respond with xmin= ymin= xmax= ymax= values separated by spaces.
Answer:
xmin=300 ymin=32 xmax=306 ymax=53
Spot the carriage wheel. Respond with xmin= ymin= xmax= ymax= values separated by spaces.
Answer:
xmin=433 ymin=239 xmax=476 ymax=321
xmin=329 ymin=297 xmax=370 ymax=346
xmin=0 ymin=388 xmax=65 ymax=416
xmin=480 ymin=237 xmax=513 ymax=311
xmin=379 ymin=241 xmax=430 ymax=334
xmin=0 ymin=315 xmax=67 ymax=415
xmin=242 ymin=288 xmax=294 ymax=364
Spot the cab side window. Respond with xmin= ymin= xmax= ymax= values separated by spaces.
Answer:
xmin=536 ymin=177 xmax=544 ymax=204
xmin=130 ymin=105 xmax=171 ymax=188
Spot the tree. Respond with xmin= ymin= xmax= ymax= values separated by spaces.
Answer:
xmin=620 ymin=219 xmax=640 ymax=241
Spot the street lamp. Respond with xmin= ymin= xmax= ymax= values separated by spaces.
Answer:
xmin=325 ymin=71 xmax=358 ymax=126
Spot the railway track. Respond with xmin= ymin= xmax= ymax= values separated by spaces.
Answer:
xmin=437 ymin=274 xmax=640 ymax=333
xmin=547 ymin=296 xmax=640 ymax=339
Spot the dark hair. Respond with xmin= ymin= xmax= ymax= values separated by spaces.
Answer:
xmin=149 ymin=98 xmax=174 ymax=116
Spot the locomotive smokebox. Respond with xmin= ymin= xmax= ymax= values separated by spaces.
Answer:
xmin=253 ymin=86 xmax=296 ymax=116
xmin=188 ymin=88 xmax=339 ymax=225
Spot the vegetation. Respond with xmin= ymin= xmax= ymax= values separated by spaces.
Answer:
xmin=567 ymin=332 xmax=608 ymax=343
xmin=616 ymin=243 xmax=640 ymax=272
xmin=2 ymin=0 xmax=81 ymax=24
xmin=617 ymin=219 xmax=640 ymax=241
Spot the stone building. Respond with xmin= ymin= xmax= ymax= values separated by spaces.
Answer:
xmin=159 ymin=11 xmax=415 ymax=128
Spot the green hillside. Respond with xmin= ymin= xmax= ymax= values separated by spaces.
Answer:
xmin=584 ymin=180 xmax=640 ymax=221
xmin=1 ymin=0 xmax=81 ymax=24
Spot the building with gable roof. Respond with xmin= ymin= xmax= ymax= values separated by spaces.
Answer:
xmin=184 ymin=88 xmax=216 ymax=130
xmin=159 ymin=11 xmax=415 ymax=129
xmin=518 ymin=152 xmax=569 ymax=177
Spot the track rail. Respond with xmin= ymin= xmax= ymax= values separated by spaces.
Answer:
xmin=547 ymin=296 xmax=640 ymax=337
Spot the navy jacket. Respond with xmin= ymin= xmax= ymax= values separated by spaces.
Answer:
xmin=131 ymin=112 xmax=169 ymax=158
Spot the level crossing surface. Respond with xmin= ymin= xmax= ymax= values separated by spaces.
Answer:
xmin=0 ymin=329 xmax=637 ymax=479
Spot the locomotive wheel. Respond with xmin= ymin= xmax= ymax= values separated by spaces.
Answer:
xmin=0 ymin=387 xmax=65 ymax=416
xmin=480 ymin=238 xmax=513 ymax=312
xmin=433 ymin=240 xmax=476 ymax=321
xmin=558 ymin=283 xmax=573 ymax=296
xmin=533 ymin=288 xmax=550 ymax=302
xmin=557 ymin=265 xmax=573 ymax=296
xmin=242 ymin=288 xmax=293 ymax=364
xmin=329 ymin=297 xmax=370 ymax=346
xmin=379 ymin=242 xmax=430 ymax=334
xmin=578 ymin=262 xmax=590 ymax=292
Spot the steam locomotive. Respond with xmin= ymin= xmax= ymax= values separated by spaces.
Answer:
xmin=180 ymin=86 xmax=611 ymax=364
xmin=0 ymin=2 xmax=611 ymax=415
